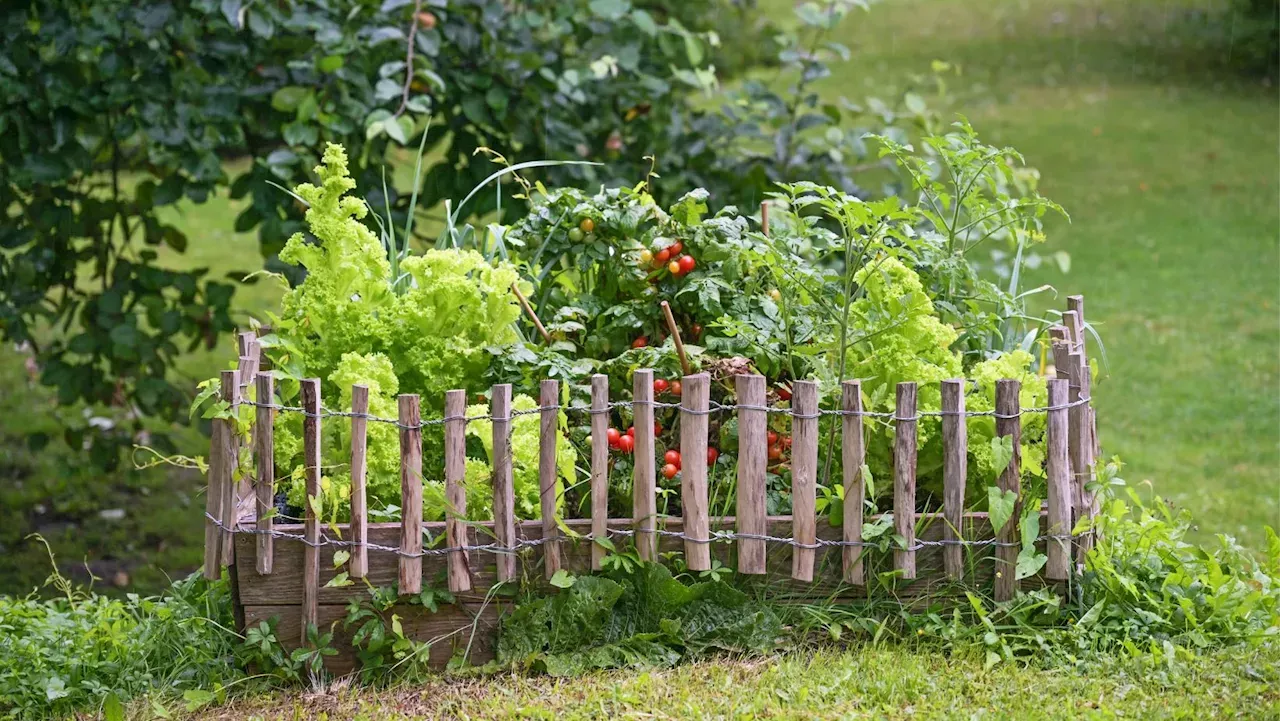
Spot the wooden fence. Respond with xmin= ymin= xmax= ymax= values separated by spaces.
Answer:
xmin=203 ymin=298 xmax=1101 ymax=671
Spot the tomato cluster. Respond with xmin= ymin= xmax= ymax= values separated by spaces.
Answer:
xmin=767 ymin=429 xmax=792 ymax=464
xmin=640 ymin=239 xmax=696 ymax=278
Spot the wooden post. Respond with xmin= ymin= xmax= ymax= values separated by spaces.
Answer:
xmin=1067 ymin=296 xmax=1101 ymax=463
xmin=735 ymin=374 xmax=767 ymax=575
xmin=787 ymin=381 xmax=816 ymax=581
xmin=255 ymin=372 xmax=276 ymax=576
xmin=539 ymin=379 xmax=561 ymax=578
xmin=443 ymin=390 xmax=471 ymax=593
xmin=941 ymin=379 xmax=967 ymax=580
xmin=1049 ymin=328 xmax=1072 ymax=380
xmin=202 ymin=372 xmax=236 ymax=580
xmin=893 ymin=382 xmax=917 ymax=579
xmin=994 ymin=379 xmax=1021 ymax=602
xmin=841 ymin=380 xmax=865 ymax=585
xmin=761 ymin=200 xmax=770 ymax=236
xmin=398 ymin=394 xmax=423 ymax=595
xmin=300 ymin=378 xmax=321 ymax=643
xmin=1044 ymin=378 xmax=1072 ymax=580
xmin=234 ymin=345 xmax=259 ymax=517
xmin=632 ymin=369 xmax=657 ymax=561
xmin=491 ymin=384 xmax=516 ymax=582
xmin=218 ymin=369 xmax=240 ymax=566
xmin=590 ymin=375 xmax=610 ymax=570
xmin=680 ymin=373 xmax=711 ymax=571
xmin=1070 ymin=352 xmax=1096 ymax=563
xmin=348 ymin=384 xmax=369 ymax=579
xmin=1066 ymin=296 xmax=1087 ymax=354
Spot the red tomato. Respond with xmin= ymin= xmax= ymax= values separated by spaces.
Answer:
xmin=767 ymin=430 xmax=779 ymax=446
xmin=607 ymin=427 xmax=622 ymax=446
xmin=656 ymin=248 xmax=671 ymax=264
xmin=690 ymin=323 xmax=702 ymax=338
xmin=670 ymin=380 xmax=682 ymax=397
xmin=668 ymin=260 xmax=680 ymax=275
xmin=626 ymin=426 xmax=635 ymax=437
xmin=707 ymin=447 xmax=719 ymax=466
xmin=664 ymin=449 xmax=681 ymax=466
xmin=654 ymin=378 xmax=670 ymax=394
xmin=632 ymin=336 xmax=648 ymax=349
xmin=668 ymin=241 xmax=683 ymax=256
xmin=677 ymin=255 xmax=695 ymax=274
xmin=768 ymin=445 xmax=783 ymax=461
xmin=778 ymin=385 xmax=792 ymax=401
xmin=782 ymin=435 xmax=792 ymax=449
xmin=617 ymin=434 xmax=635 ymax=454
xmin=654 ymin=422 xmax=663 ymax=435
xmin=662 ymin=463 xmax=679 ymax=480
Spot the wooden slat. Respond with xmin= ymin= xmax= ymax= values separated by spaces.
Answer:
xmin=1069 ymin=352 xmax=1096 ymax=563
xmin=490 ymin=384 xmax=516 ymax=582
xmin=1067 ymin=296 xmax=1087 ymax=355
xmin=735 ymin=374 xmax=767 ymax=575
xmin=539 ymin=379 xmax=561 ymax=578
xmin=202 ymin=382 xmax=228 ymax=579
xmin=255 ymin=372 xmax=276 ymax=576
xmin=1044 ymin=378 xmax=1072 ymax=580
xmin=234 ymin=348 xmax=259 ymax=520
xmin=790 ymin=380 xmax=818 ymax=582
xmin=218 ymin=369 xmax=240 ymax=566
xmin=941 ymin=378 xmax=967 ymax=580
xmin=348 ymin=384 xmax=369 ymax=579
xmin=632 ymin=369 xmax=657 ymax=561
xmin=398 ymin=394 xmax=423 ymax=595
xmin=680 ymin=373 xmax=712 ymax=571
xmin=1068 ymin=295 xmax=1102 ymax=463
xmin=841 ymin=380 xmax=865 ymax=585
xmin=300 ymin=378 xmax=321 ymax=643
xmin=590 ymin=374 xmax=610 ymax=570
xmin=1060 ymin=310 xmax=1081 ymax=354
xmin=994 ymin=379 xmax=1021 ymax=602
xmin=893 ymin=382 xmax=918 ymax=578
xmin=443 ymin=390 xmax=471 ymax=593
xmin=1049 ymin=329 xmax=1072 ymax=381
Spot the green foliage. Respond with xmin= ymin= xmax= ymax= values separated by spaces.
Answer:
xmin=498 ymin=561 xmax=781 ymax=675
xmin=0 ymin=562 xmax=241 ymax=720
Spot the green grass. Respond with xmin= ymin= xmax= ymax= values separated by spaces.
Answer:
xmin=183 ymin=644 xmax=1280 ymax=720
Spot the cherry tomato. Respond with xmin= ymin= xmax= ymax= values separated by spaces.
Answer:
xmin=568 ymin=227 xmax=584 ymax=243
xmin=707 ymin=447 xmax=719 ymax=466
xmin=664 ymin=449 xmax=681 ymax=466
xmin=617 ymin=434 xmax=634 ymax=454
xmin=668 ymin=260 xmax=681 ymax=275
xmin=668 ymin=241 xmax=683 ymax=256
xmin=769 ymin=288 xmax=781 ymax=301
xmin=654 ymin=378 xmax=670 ymax=394
xmin=768 ymin=445 xmax=783 ymax=461
xmin=778 ymin=385 xmax=792 ymax=401
xmin=580 ymin=218 xmax=595 ymax=233
xmin=607 ymin=427 xmax=622 ymax=446
xmin=653 ymin=422 xmax=663 ymax=435
xmin=678 ymin=255 xmax=695 ymax=274
xmin=626 ymin=426 xmax=635 ymax=437
xmin=782 ymin=435 xmax=792 ymax=449
xmin=690 ymin=323 xmax=702 ymax=338
xmin=767 ymin=430 xmax=779 ymax=446
xmin=632 ymin=336 xmax=648 ymax=349
xmin=662 ymin=463 xmax=679 ymax=480
xmin=639 ymin=249 xmax=653 ymax=264
xmin=670 ymin=380 xmax=682 ymax=397
xmin=656 ymin=248 xmax=671 ymax=264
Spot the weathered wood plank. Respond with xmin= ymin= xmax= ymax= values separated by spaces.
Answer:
xmin=632 ymin=369 xmax=657 ymax=561
xmin=398 ymin=394 xmax=423 ymax=595
xmin=893 ymin=382 xmax=918 ymax=578
xmin=841 ymin=380 xmax=865 ymax=585
xmin=790 ymin=380 xmax=818 ymax=582
xmin=994 ymin=379 xmax=1021 ymax=602
xmin=538 ymin=379 xmax=561 ymax=577
xmin=443 ymin=390 xmax=471 ymax=593
xmin=218 ymin=370 xmax=240 ymax=566
xmin=941 ymin=378 xmax=967 ymax=580
xmin=590 ymin=374 xmax=610 ymax=570
xmin=1044 ymin=378 xmax=1072 ymax=581
xmin=680 ymin=373 xmax=711 ymax=571
xmin=490 ymin=384 xmax=516 ymax=582
xmin=735 ymin=374 xmax=767 ymax=575
xmin=300 ymin=378 xmax=321 ymax=643
xmin=1069 ymin=352 xmax=1096 ymax=563
xmin=348 ymin=384 xmax=369 ymax=579
xmin=255 ymin=373 xmax=276 ymax=576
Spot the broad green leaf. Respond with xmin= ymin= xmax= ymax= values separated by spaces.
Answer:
xmin=550 ymin=569 xmax=576 ymax=588
xmin=332 ymin=549 xmax=350 ymax=568
xmin=990 ymin=435 xmax=1015 ymax=477
xmin=987 ymin=485 xmax=1017 ymax=535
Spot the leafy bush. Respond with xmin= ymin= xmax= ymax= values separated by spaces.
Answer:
xmin=498 ymin=560 xmax=781 ymax=675
xmin=0 ymin=560 xmax=240 ymax=720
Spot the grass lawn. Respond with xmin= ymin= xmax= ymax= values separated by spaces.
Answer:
xmin=187 ymin=644 xmax=1280 ymax=720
